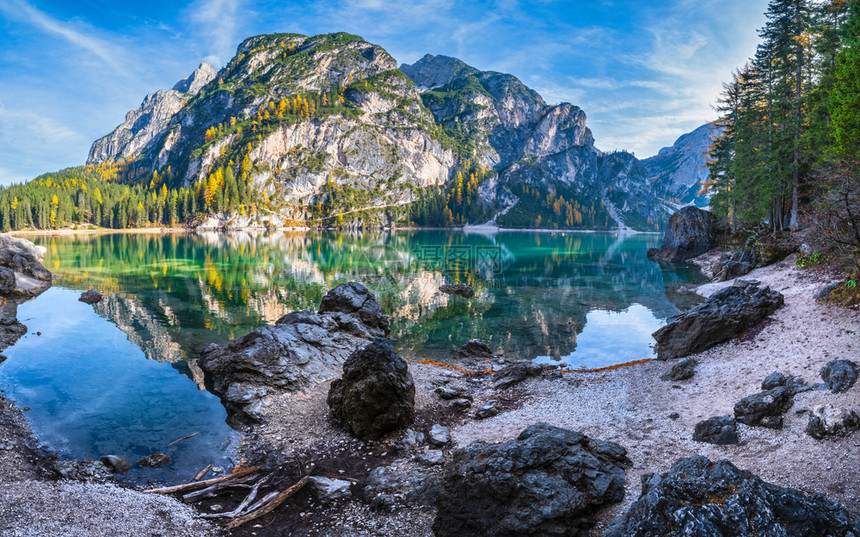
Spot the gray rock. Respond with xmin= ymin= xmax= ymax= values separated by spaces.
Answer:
xmin=653 ymin=280 xmax=783 ymax=360
xmin=475 ymin=399 xmax=501 ymax=419
xmin=647 ymin=207 xmax=717 ymax=262
xmin=435 ymin=384 xmax=472 ymax=401
xmin=0 ymin=315 xmax=27 ymax=353
xmin=0 ymin=235 xmax=52 ymax=291
xmin=761 ymin=372 xmax=787 ymax=390
xmin=452 ymin=340 xmax=495 ymax=359
xmin=79 ymin=289 xmax=104 ymax=304
xmin=54 ymin=459 xmax=113 ymax=483
xmin=364 ymin=460 xmax=440 ymax=510
xmin=493 ymin=361 xmax=542 ymax=389
xmin=805 ymin=404 xmax=860 ymax=439
xmin=820 ymin=359 xmax=858 ymax=393
xmin=668 ymin=412 xmax=680 ymax=420
xmin=428 ymin=424 xmax=450 ymax=446
xmin=439 ymin=284 xmax=475 ymax=299
xmin=416 ymin=449 xmax=444 ymax=466
xmin=199 ymin=282 xmax=390 ymax=423
xmin=604 ymin=455 xmax=860 ymax=537
xmin=733 ymin=386 xmax=792 ymax=429
xmin=449 ymin=398 xmax=472 ymax=411
xmin=0 ymin=267 xmax=15 ymax=296
xmin=99 ymin=455 xmax=132 ymax=473
xmin=814 ymin=282 xmax=841 ymax=299
xmin=692 ymin=415 xmax=738 ymax=445
xmin=433 ymin=423 xmax=630 ymax=537
xmin=660 ymin=357 xmax=697 ymax=381
xmin=760 ymin=371 xmax=810 ymax=394
xmin=136 ymin=451 xmax=171 ymax=467
xmin=308 ymin=476 xmax=352 ymax=503
xmin=328 ymin=338 xmax=415 ymax=440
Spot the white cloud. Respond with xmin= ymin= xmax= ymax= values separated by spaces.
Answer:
xmin=189 ymin=0 xmax=242 ymax=66
xmin=0 ymin=0 xmax=131 ymax=76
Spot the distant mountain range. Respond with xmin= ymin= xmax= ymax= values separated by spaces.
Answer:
xmin=86 ymin=32 xmax=718 ymax=231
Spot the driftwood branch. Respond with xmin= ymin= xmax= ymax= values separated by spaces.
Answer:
xmin=145 ymin=466 xmax=260 ymax=495
xmin=198 ymin=475 xmax=272 ymax=519
xmin=225 ymin=476 xmax=310 ymax=530
xmin=167 ymin=431 xmax=199 ymax=446
xmin=182 ymin=474 xmax=258 ymax=502
xmin=193 ymin=464 xmax=212 ymax=481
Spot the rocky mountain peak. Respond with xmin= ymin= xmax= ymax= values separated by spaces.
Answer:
xmin=172 ymin=62 xmax=217 ymax=95
xmin=642 ymin=122 xmax=720 ymax=207
xmin=400 ymin=54 xmax=476 ymax=90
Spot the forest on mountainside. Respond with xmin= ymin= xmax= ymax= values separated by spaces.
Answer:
xmin=705 ymin=0 xmax=860 ymax=271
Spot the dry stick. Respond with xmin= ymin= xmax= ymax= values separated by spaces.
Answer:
xmin=167 ymin=431 xmax=199 ymax=446
xmin=198 ymin=475 xmax=271 ymax=519
xmin=193 ymin=464 xmax=213 ymax=481
xmin=225 ymin=476 xmax=311 ymax=530
xmin=145 ymin=466 xmax=260 ymax=494
xmin=182 ymin=474 xmax=258 ymax=502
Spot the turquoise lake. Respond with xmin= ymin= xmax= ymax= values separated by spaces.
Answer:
xmin=0 ymin=230 xmax=706 ymax=483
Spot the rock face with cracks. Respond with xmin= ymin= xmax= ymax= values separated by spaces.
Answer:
xmin=198 ymin=282 xmax=390 ymax=423
xmin=652 ymin=280 xmax=783 ymax=360
xmin=604 ymin=455 xmax=860 ymax=537
xmin=433 ymin=422 xmax=630 ymax=537
xmin=647 ymin=207 xmax=717 ymax=262
xmin=327 ymin=338 xmax=415 ymax=440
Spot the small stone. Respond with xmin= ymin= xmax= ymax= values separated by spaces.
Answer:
xmin=668 ymin=412 xmax=680 ymax=420
xmin=493 ymin=361 xmax=542 ymax=389
xmin=99 ymin=455 xmax=132 ymax=473
xmin=428 ymin=424 xmax=450 ymax=446
xmin=136 ymin=451 xmax=172 ymax=468
xmin=475 ymin=399 xmax=501 ymax=420
xmin=693 ymin=415 xmax=738 ymax=445
xmin=308 ymin=476 xmax=352 ymax=503
xmin=660 ymin=357 xmax=697 ymax=381
xmin=79 ymin=289 xmax=104 ymax=304
xmin=212 ymin=466 xmax=224 ymax=474
xmin=820 ymin=359 xmax=858 ymax=394
xmin=449 ymin=398 xmax=472 ymax=411
xmin=416 ymin=449 xmax=444 ymax=466
xmin=435 ymin=385 xmax=472 ymax=401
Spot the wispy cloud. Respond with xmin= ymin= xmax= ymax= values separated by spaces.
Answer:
xmin=188 ymin=0 xmax=242 ymax=66
xmin=0 ymin=0 xmax=131 ymax=76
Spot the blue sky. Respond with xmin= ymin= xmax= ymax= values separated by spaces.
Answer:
xmin=0 ymin=0 xmax=768 ymax=185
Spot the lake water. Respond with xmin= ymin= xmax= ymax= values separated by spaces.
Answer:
xmin=0 ymin=230 xmax=705 ymax=482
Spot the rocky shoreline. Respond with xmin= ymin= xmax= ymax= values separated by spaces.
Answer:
xmin=0 ymin=232 xmax=858 ymax=536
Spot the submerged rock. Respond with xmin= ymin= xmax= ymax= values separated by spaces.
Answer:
xmin=78 ymin=289 xmax=104 ymax=304
xmin=433 ymin=423 xmax=630 ymax=537
xmin=99 ymin=455 xmax=132 ymax=473
xmin=0 ymin=315 xmax=27 ymax=352
xmin=652 ymin=280 xmax=783 ymax=360
xmin=647 ymin=207 xmax=717 ymax=262
xmin=439 ymin=284 xmax=475 ymax=298
xmin=327 ymin=338 xmax=415 ymax=440
xmin=137 ymin=451 xmax=171 ymax=467
xmin=820 ymin=359 xmax=858 ymax=394
xmin=692 ymin=415 xmax=738 ymax=445
xmin=806 ymin=404 xmax=860 ymax=439
xmin=604 ymin=455 xmax=860 ymax=537
xmin=198 ymin=282 xmax=390 ymax=423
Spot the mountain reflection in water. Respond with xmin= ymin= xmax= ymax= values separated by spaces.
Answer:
xmin=34 ymin=230 xmax=706 ymax=372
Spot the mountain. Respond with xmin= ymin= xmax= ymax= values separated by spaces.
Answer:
xmin=83 ymin=33 xmax=681 ymax=231
xmin=641 ymin=123 xmax=720 ymax=208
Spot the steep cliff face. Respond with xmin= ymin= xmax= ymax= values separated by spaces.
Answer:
xmin=88 ymin=34 xmax=678 ymax=231
xmin=402 ymin=54 xmax=664 ymax=230
xmin=642 ymin=123 xmax=719 ymax=207
xmin=87 ymin=63 xmax=216 ymax=164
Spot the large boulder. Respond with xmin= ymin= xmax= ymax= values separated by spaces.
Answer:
xmin=653 ymin=280 xmax=783 ymax=360
xmin=327 ymin=338 xmax=415 ymax=440
xmin=733 ymin=386 xmax=793 ymax=429
xmin=433 ymin=423 xmax=630 ymax=537
xmin=0 ymin=234 xmax=53 ymax=287
xmin=605 ymin=455 xmax=860 ymax=537
xmin=820 ymin=359 xmax=858 ymax=393
xmin=198 ymin=282 xmax=390 ymax=423
xmin=647 ymin=207 xmax=717 ymax=262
